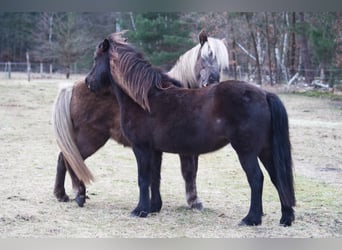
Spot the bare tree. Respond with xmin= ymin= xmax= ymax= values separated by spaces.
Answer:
xmin=32 ymin=12 xmax=57 ymax=73
xmin=289 ymin=12 xmax=297 ymax=78
xmin=245 ymin=13 xmax=262 ymax=85
xmin=52 ymin=13 xmax=93 ymax=78
xmin=33 ymin=12 xmax=94 ymax=78
xmin=298 ymin=12 xmax=314 ymax=84
xmin=264 ymin=12 xmax=274 ymax=85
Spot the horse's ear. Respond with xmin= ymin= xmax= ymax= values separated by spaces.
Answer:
xmin=101 ymin=39 xmax=110 ymax=52
xmin=199 ymin=30 xmax=208 ymax=47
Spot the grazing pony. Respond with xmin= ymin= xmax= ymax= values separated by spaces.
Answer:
xmin=85 ymin=33 xmax=295 ymax=226
xmin=53 ymin=30 xmax=229 ymax=209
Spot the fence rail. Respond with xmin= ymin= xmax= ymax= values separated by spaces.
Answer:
xmin=0 ymin=62 xmax=87 ymax=80
xmin=1 ymin=61 xmax=341 ymax=85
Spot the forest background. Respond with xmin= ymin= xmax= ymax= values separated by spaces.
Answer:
xmin=0 ymin=12 xmax=341 ymax=86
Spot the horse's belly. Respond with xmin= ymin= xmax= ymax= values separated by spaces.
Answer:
xmin=154 ymin=128 xmax=229 ymax=155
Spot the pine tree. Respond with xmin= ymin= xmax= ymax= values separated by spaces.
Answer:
xmin=127 ymin=12 xmax=194 ymax=70
xmin=308 ymin=13 xmax=337 ymax=84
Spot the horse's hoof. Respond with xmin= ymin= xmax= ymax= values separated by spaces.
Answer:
xmin=239 ymin=217 xmax=261 ymax=226
xmin=54 ymin=189 xmax=69 ymax=202
xmin=190 ymin=202 xmax=204 ymax=211
xmin=150 ymin=201 xmax=162 ymax=213
xmin=56 ymin=194 xmax=69 ymax=202
xmin=75 ymin=195 xmax=86 ymax=207
xmin=131 ymin=209 xmax=149 ymax=218
xmin=280 ymin=208 xmax=295 ymax=226
xmin=280 ymin=215 xmax=294 ymax=227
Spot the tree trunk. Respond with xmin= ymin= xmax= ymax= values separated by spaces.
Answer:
xmin=265 ymin=12 xmax=274 ymax=85
xmin=289 ymin=12 xmax=297 ymax=77
xmin=48 ymin=14 xmax=53 ymax=43
xmin=281 ymin=12 xmax=289 ymax=83
xmin=298 ymin=12 xmax=314 ymax=84
xmin=129 ymin=12 xmax=136 ymax=31
xmin=246 ymin=14 xmax=262 ymax=85
xmin=271 ymin=13 xmax=280 ymax=83
xmin=230 ymin=24 xmax=237 ymax=80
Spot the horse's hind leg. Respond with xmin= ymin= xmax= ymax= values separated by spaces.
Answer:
xmin=236 ymin=153 xmax=264 ymax=226
xmin=66 ymin=164 xmax=87 ymax=207
xmin=53 ymin=153 xmax=69 ymax=202
xmin=179 ymin=154 xmax=203 ymax=210
xmin=53 ymin=152 xmax=86 ymax=206
xmin=259 ymin=148 xmax=295 ymax=226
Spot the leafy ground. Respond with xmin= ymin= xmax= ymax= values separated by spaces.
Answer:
xmin=0 ymin=75 xmax=341 ymax=237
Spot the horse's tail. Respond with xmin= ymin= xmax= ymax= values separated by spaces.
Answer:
xmin=266 ymin=93 xmax=295 ymax=208
xmin=52 ymin=86 xmax=94 ymax=184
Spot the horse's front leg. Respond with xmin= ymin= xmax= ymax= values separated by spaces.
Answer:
xmin=179 ymin=154 xmax=203 ymax=210
xmin=131 ymin=146 xmax=158 ymax=217
xmin=150 ymin=151 xmax=163 ymax=213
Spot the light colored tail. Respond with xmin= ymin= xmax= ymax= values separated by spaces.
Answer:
xmin=52 ymin=86 xmax=94 ymax=184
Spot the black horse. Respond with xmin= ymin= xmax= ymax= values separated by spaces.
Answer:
xmin=85 ymin=33 xmax=296 ymax=226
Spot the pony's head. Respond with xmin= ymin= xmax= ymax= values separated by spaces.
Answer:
xmin=85 ymin=38 xmax=111 ymax=92
xmin=197 ymin=30 xmax=230 ymax=85
xmin=86 ymin=31 xmax=128 ymax=92
xmin=167 ymin=30 xmax=224 ymax=88
xmin=196 ymin=30 xmax=220 ymax=87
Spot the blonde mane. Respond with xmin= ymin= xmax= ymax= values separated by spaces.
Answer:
xmin=167 ymin=44 xmax=201 ymax=88
xmin=204 ymin=37 xmax=230 ymax=81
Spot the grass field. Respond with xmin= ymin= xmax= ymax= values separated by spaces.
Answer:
xmin=0 ymin=75 xmax=341 ymax=237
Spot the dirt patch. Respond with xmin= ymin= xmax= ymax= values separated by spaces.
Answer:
xmin=0 ymin=78 xmax=341 ymax=237
xmin=280 ymin=93 xmax=342 ymax=186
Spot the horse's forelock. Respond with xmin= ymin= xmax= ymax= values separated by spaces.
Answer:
xmin=206 ymin=38 xmax=229 ymax=70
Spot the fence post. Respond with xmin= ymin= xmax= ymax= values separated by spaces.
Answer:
xmin=7 ymin=61 xmax=11 ymax=79
xmin=26 ymin=52 xmax=31 ymax=82
xmin=40 ymin=62 xmax=43 ymax=77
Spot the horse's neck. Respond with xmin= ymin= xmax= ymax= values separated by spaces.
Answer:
xmin=167 ymin=68 xmax=192 ymax=89
xmin=110 ymin=82 xmax=127 ymax=112
xmin=111 ymin=81 xmax=143 ymax=115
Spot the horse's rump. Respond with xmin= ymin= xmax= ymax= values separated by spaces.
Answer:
xmin=52 ymin=84 xmax=95 ymax=184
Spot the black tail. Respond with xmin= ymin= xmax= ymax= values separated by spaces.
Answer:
xmin=266 ymin=93 xmax=295 ymax=208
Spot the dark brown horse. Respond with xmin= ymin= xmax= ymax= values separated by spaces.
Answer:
xmin=52 ymin=30 xmax=229 ymax=209
xmin=85 ymin=33 xmax=295 ymax=226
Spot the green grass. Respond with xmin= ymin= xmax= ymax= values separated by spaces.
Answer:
xmin=294 ymin=90 xmax=342 ymax=101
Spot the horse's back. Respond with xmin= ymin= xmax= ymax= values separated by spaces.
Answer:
xmin=215 ymin=80 xmax=269 ymax=114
